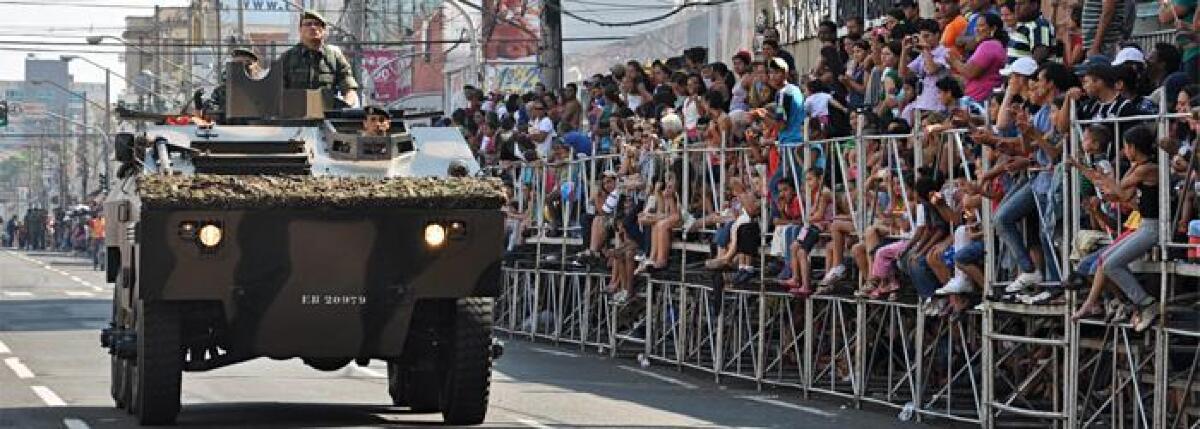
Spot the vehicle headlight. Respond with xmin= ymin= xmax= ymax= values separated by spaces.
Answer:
xmin=424 ymin=223 xmax=446 ymax=247
xmin=197 ymin=224 xmax=223 ymax=248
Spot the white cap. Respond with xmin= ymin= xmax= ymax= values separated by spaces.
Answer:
xmin=1000 ymin=57 xmax=1038 ymax=77
xmin=1112 ymin=47 xmax=1146 ymax=66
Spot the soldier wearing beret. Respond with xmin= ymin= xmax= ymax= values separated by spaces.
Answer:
xmin=208 ymin=47 xmax=263 ymax=113
xmin=362 ymin=105 xmax=391 ymax=137
xmin=277 ymin=10 xmax=359 ymax=107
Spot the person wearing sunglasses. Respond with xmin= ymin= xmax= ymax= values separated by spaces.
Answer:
xmin=277 ymin=9 xmax=359 ymax=107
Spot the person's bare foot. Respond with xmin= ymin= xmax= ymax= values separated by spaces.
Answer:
xmin=1071 ymin=302 xmax=1103 ymax=321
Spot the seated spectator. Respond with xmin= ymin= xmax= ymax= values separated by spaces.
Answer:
xmin=636 ymin=172 xmax=683 ymax=275
xmin=606 ymin=220 xmax=639 ymax=304
xmin=1069 ymin=125 xmax=1162 ymax=332
xmin=780 ymin=168 xmax=834 ymax=296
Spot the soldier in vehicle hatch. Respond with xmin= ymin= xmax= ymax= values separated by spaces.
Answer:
xmin=362 ymin=105 xmax=391 ymax=137
xmin=277 ymin=10 xmax=359 ymax=107
xmin=207 ymin=47 xmax=263 ymax=113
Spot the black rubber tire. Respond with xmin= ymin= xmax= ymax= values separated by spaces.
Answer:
xmin=440 ymin=298 xmax=493 ymax=425
xmin=406 ymin=369 xmax=442 ymax=413
xmin=109 ymin=295 xmax=131 ymax=410
xmin=386 ymin=361 xmax=408 ymax=407
xmin=132 ymin=299 xmax=183 ymax=425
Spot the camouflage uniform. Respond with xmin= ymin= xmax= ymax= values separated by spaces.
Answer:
xmin=276 ymin=43 xmax=358 ymax=94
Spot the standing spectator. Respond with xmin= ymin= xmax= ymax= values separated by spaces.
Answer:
xmin=769 ymin=58 xmax=806 ymax=145
xmin=840 ymin=40 xmax=870 ymax=109
xmin=763 ymin=39 xmax=796 ymax=81
xmin=949 ymin=13 xmax=1009 ymax=102
xmin=730 ymin=50 xmax=753 ymax=112
xmin=938 ymin=0 xmax=969 ymax=57
xmin=897 ymin=0 xmax=920 ymax=24
xmin=902 ymin=19 xmax=952 ymax=122
xmin=1007 ymin=0 xmax=1055 ymax=63
xmin=1081 ymin=0 xmax=1131 ymax=56
xmin=559 ymin=83 xmax=583 ymax=133
xmin=958 ymin=0 xmax=999 ymax=53
xmin=526 ymin=100 xmax=556 ymax=159
xmin=1000 ymin=1 xmax=1018 ymax=30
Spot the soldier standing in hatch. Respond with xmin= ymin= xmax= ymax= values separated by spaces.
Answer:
xmin=277 ymin=10 xmax=359 ymax=107
xmin=362 ymin=105 xmax=391 ymax=137
xmin=208 ymin=47 xmax=263 ymax=114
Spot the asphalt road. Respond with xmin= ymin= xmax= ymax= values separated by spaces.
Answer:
xmin=0 ymin=249 xmax=925 ymax=428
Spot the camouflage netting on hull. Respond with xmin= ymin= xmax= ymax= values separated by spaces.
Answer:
xmin=136 ymin=175 xmax=506 ymax=210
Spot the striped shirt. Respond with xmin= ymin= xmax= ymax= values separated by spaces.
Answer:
xmin=1007 ymin=16 xmax=1055 ymax=63
xmin=1081 ymin=0 xmax=1129 ymax=54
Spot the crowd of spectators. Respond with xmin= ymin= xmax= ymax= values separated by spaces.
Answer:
xmin=453 ymin=0 xmax=1200 ymax=323
xmin=2 ymin=205 xmax=107 ymax=271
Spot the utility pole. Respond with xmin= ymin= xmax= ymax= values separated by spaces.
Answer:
xmin=237 ymin=0 xmax=245 ymax=43
xmin=215 ymin=0 xmax=223 ymax=63
xmin=540 ymin=0 xmax=563 ymax=90
xmin=154 ymin=5 xmax=164 ymax=111
xmin=79 ymin=91 xmax=88 ymax=199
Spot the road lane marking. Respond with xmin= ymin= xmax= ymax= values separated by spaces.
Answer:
xmin=64 ymin=291 xmax=94 ymax=297
xmin=0 ymin=340 xmax=9 ymax=354
xmin=30 ymin=386 xmax=66 ymax=406
xmin=63 ymin=419 xmax=90 ymax=429
xmin=69 ymin=276 xmax=81 ymax=282
xmin=2 ymin=291 xmax=33 ymax=297
xmin=90 ymin=285 xmax=104 ymax=292
xmin=530 ymin=347 xmax=579 ymax=358
xmin=617 ymin=366 xmax=698 ymax=389
xmin=5 ymin=357 xmax=35 ymax=378
xmin=738 ymin=395 xmax=836 ymax=417
xmin=517 ymin=418 xmax=553 ymax=428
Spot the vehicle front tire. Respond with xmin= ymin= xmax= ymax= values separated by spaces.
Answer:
xmin=439 ymin=297 xmax=493 ymax=425
xmin=132 ymin=299 xmax=182 ymax=425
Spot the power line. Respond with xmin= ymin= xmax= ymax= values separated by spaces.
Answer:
xmin=552 ymin=0 xmax=739 ymax=26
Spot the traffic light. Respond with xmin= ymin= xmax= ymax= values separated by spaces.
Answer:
xmin=0 ymin=100 xmax=8 ymax=128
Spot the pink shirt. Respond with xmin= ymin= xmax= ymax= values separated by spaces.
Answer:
xmin=964 ymin=39 xmax=1005 ymax=102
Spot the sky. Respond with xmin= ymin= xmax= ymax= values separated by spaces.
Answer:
xmin=0 ymin=0 xmax=191 ymax=101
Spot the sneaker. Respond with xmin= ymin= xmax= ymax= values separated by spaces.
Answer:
xmin=1133 ymin=302 xmax=1160 ymax=333
xmin=1019 ymin=289 xmax=1060 ymax=305
xmin=612 ymin=290 xmax=629 ymax=305
xmin=776 ymin=265 xmax=793 ymax=281
xmin=935 ymin=276 xmax=972 ymax=295
xmin=819 ymin=265 xmax=847 ymax=286
xmin=1006 ymin=271 xmax=1042 ymax=293
xmin=733 ymin=269 xmax=755 ymax=285
xmin=634 ymin=253 xmax=647 ymax=262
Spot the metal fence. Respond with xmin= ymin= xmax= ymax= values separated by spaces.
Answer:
xmin=491 ymin=105 xmax=1200 ymax=428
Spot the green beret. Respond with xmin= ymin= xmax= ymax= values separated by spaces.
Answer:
xmin=301 ymin=9 xmax=327 ymax=26
xmin=364 ymin=105 xmax=391 ymax=119
xmin=230 ymin=47 xmax=258 ymax=61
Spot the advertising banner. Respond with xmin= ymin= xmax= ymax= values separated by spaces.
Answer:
xmin=362 ymin=49 xmax=411 ymax=104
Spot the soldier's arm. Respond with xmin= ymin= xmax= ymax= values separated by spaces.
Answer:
xmin=335 ymin=50 xmax=360 ymax=106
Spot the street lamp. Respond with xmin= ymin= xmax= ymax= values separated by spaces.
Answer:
xmin=85 ymin=35 xmax=215 ymax=86
xmin=86 ymin=35 xmax=214 ymax=113
xmin=29 ymin=81 xmax=100 ymax=200
xmin=41 ymin=110 xmax=111 ymax=203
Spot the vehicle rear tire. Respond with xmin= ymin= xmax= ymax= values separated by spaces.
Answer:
xmin=109 ymin=297 xmax=131 ymax=410
xmin=406 ymin=369 xmax=442 ymax=413
xmin=132 ymin=299 xmax=183 ymax=425
xmin=440 ymin=298 xmax=493 ymax=425
xmin=386 ymin=361 xmax=408 ymax=407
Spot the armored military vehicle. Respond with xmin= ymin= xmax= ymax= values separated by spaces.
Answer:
xmin=99 ymin=62 xmax=503 ymax=425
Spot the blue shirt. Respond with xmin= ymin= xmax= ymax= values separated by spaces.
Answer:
xmin=561 ymin=131 xmax=592 ymax=156
xmin=777 ymin=83 xmax=806 ymax=143
xmin=1030 ymin=104 xmax=1056 ymax=194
